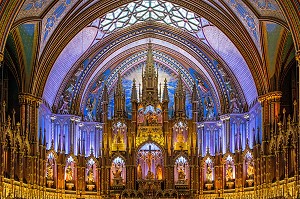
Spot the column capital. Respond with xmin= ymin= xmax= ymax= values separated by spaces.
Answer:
xmin=18 ymin=93 xmax=42 ymax=105
xmin=258 ymin=91 xmax=282 ymax=103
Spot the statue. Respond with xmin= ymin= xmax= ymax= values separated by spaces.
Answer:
xmin=206 ymin=166 xmax=212 ymax=183
xmin=112 ymin=167 xmax=122 ymax=179
xmin=87 ymin=169 xmax=95 ymax=184
xmin=226 ymin=165 xmax=233 ymax=182
xmin=247 ymin=163 xmax=254 ymax=179
xmin=137 ymin=109 xmax=145 ymax=124
xmin=204 ymin=96 xmax=214 ymax=119
xmin=58 ymin=94 xmax=69 ymax=114
xmin=156 ymin=164 xmax=163 ymax=180
xmin=157 ymin=110 xmax=162 ymax=123
xmin=46 ymin=164 xmax=54 ymax=180
xmin=137 ymin=164 xmax=142 ymax=179
xmin=146 ymin=152 xmax=153 ymax=171
xmin=229 ymin=92 xmax=240 ymax=113
xmin=65 ymin=166 xmax=73 ymax=182
xmin=86 ymin=97 xmax=96 ymax=122
xmin=176 ymin=130 xmax=185 ymax=143
xmin=146 ymin=170 xmax=154 ymax=180
xmin=178 ymin=166 xmax=186 ymax=180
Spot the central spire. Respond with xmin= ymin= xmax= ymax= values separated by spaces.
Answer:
xmin=141 ymin=41 xmax=159 ymax=106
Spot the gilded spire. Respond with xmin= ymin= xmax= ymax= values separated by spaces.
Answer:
xmin=141 ymin=42 xmax=159 ymax=105
xmin=174 ymin=74 xmax=186 ymax=118
xmin=131 ymin=79 xmax=138 ymax=102
xmin=114 ymin=72 xmax=126 ymax=118
xmin=116 ymin=72 xmax=123 ymax=93
xmin=144 ymin=42 xmax=156 ymax=77
xmin=162 ymin=78 xmax=169 ymax=102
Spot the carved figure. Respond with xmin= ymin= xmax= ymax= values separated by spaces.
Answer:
xmin=230 ymin=92 xmax=240 ymax=113
xmin=112 ymin=167 xmax=122 ymax=179
xmin=86 ymin=97 xmax=96 ymax=121
xmin=204 ymin=96 xmax=214 ymax=119
xmin=137 ymin=164 xmax=142 ymax=179
xmin=178 ymin=166 xmax=186 ymax=180
xmin=146 ymin=152 xmax=153 ymax=170
xmin=137 ymin=109 xmax=145 ymax=124
xmin=146 ymin=170 xmax=154 ymax=180
xmin=156 ymin=164 xmax=163 ymax=180
xmin=65 ymin=166 xmax=73 ymax=182
xmin=157 ymin=110 xmax=162 ymax=123
xmin=226 ymin=165 xmax=233 ymax=182
xmin=46 ymin=164 xmax=54 ymax=180
xmin=247 ymin=163 xmax=254 ymax=179
xmin=206 ymin=166 xmax=212 ymax=183
xmin=58 ymin=94 xmax=69 ymax=114
xmin=87 ymin=169 xmax=95 ymax=184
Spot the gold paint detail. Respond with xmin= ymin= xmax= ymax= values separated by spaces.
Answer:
xmin=136 ymin=126 xmax=164 ymax=148
xmin=258 ymin=91 xmax=282 ymax=103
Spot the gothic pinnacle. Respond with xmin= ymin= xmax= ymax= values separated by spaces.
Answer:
xmin=131 ymin=79 xmax=138 ymax=102
xmin=162 ymin=78 xmax=169 ymax=102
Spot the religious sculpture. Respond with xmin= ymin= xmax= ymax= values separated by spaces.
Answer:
xmin=157 ymin=110 xmax=162 ymax=123
xmin=137 ymin=109 xmax=145 ymax=124
xmin=206 ymin=166 xmax=212 ymax=183
xmin=156 ymin=164 xmax=163 ymax=180
xmin=65 ymin=166 xmax=73 ymax=182
xmin=137 ymin=164 xmax=142 ymax=179
xmin=112 ymin=167 xmax=122 ymax=179
xmin=204 ymin=96 xmax=214 ymax=119
xmin=58 ymin=94 xmax=69 ymax=114
xmin=87 ymin=169 xmax=95 ymax=184
xmin=46 ymin=164 xmax=54 ymax=180
xmin=85 ymin=97 xmax=96 ymax=122
xmin=226 ymin=165 xmax=233 ymax=182
xmin=247 ymin=163 xmax=254 ymax=179
xmin=146 ymin=170 xmax=155 ymax=180
xmin=229 ymin=92 xmax=240 ymax=113
xmin=178 ymin=166 xmax=186 ymax=180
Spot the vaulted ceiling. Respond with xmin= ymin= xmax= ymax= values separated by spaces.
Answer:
xmin=4 ymin=0 xmax=297 ymax=118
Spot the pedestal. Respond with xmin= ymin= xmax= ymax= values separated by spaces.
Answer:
xmin=46 ymin=180 xmax=54 ymax=188
xmin=226 ymin=181 xmax=234 ymax=189
xmin=205 ymin=183 xmax=213 ymax=190
xmin=86 ymin=184 xmax=95 ymax=191
xmin=246 ymin=179 xmax=254 ymax=187
xmin=66 ymin=182 xmax=75 ymax=190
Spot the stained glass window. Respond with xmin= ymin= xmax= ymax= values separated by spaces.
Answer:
xmin=89 ymin=0 xmax=213 ymax=41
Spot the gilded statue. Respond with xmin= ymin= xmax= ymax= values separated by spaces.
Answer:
xmin=87 ymin=169 xmax=95 ymax=184
xmin=146 ymin=152 xmax=153 ymax=170
xmin=176 ymin=130 xmax=185 ymax=143
xmin=226 ymin=165 xmax=233 ymax=182
xmin=65 ymin=166 xmax=73 ymax=182
xmin=156 ymin=164 xmax=163 ymax=180
xmin=113 ymin=167 xmax=122 ymax=179
xmin=206 ymin=166 xmax=212 ymax=183
xmin=247 ymin=163 xmax=254 ymax=179
xmin=146 ymin=170 xmax=154 ymax=180
xmin=178 ymin=166 xmax=186 ymax=180
xmin=137 ymin=164 xmax=142 ymax=179
xmin=46 ymin=164 xmax=54 ymax=180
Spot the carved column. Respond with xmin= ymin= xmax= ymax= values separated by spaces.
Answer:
xmin=296 ymin=51 xmax=300 ymax=190
xmin=220 ymin=115 xmax=230 ymax=152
